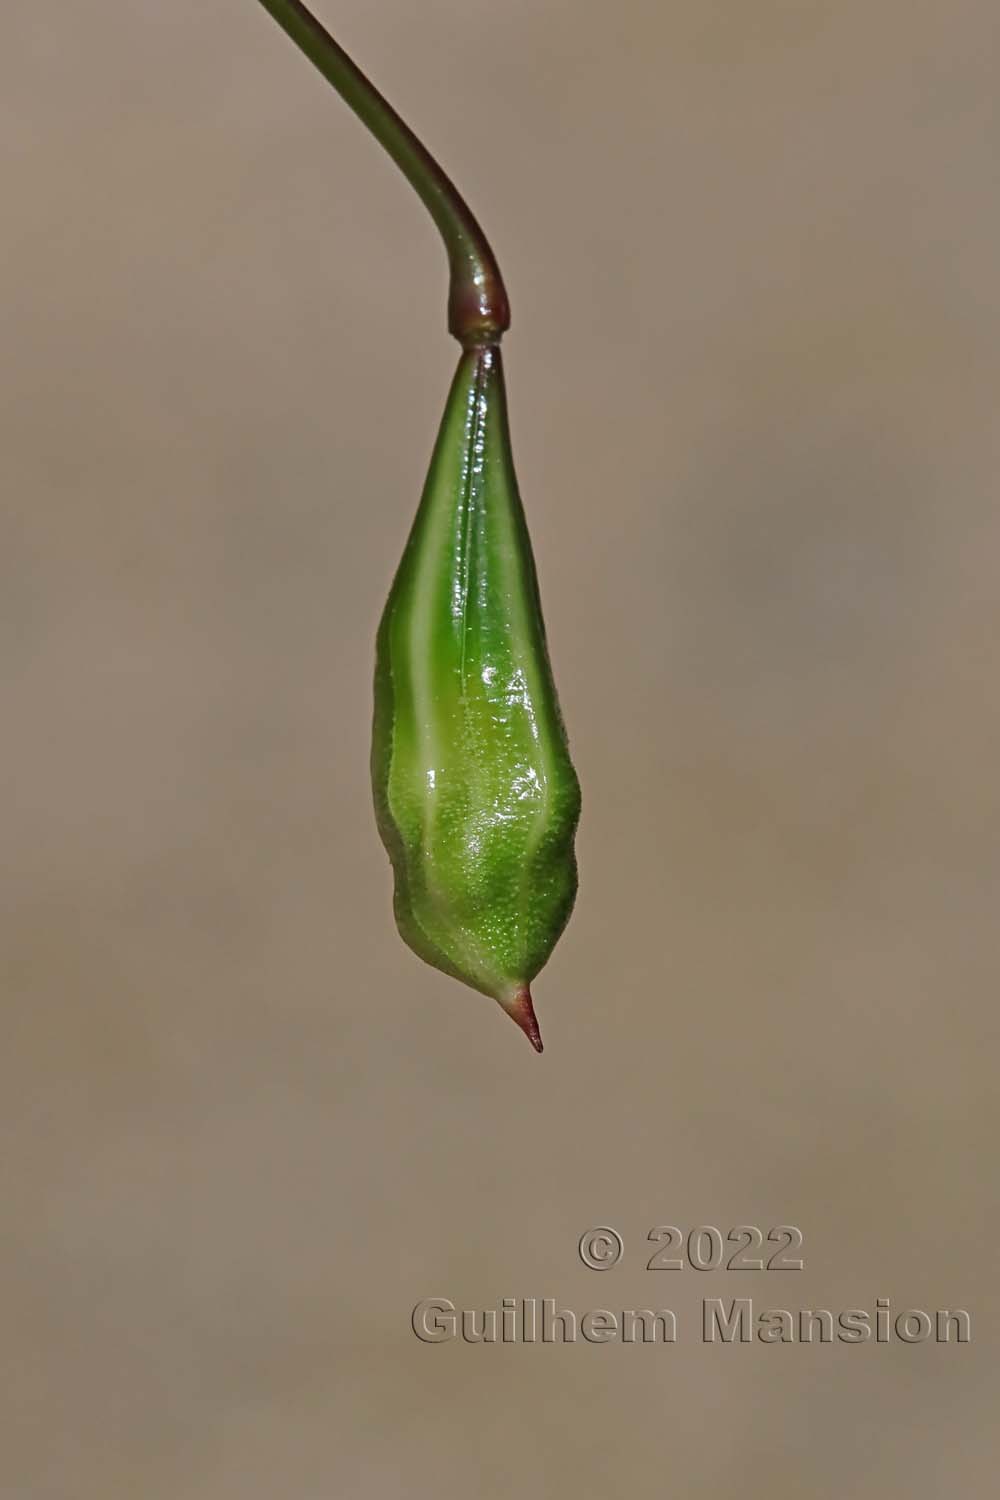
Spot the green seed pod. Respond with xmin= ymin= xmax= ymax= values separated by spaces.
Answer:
xmin=372 ymin=345 xmax=580 ymax=1050
xmin=253 ymin=0 xmax=579 ymax=1047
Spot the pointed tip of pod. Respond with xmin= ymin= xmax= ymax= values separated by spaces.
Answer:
xmin=501 ymin=986 xmax=544 ymax=1053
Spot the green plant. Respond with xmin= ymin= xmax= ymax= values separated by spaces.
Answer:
xmin=255 ymin=1 xmax=580 ymax=1050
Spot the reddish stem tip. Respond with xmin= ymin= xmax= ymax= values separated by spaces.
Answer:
xmin=503 ymin=987 xmax=544 ymax=1053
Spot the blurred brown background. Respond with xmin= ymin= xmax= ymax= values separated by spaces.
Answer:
xmin=3 ymin=2 xmax=999 ymax=1495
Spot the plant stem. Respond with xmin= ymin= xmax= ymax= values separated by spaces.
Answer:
xmin=253 ymin=0 xmax=510 ymax=346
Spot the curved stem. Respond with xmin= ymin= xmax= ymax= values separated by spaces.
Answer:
xmin=254 ymin=0 xmax=510 ymax=346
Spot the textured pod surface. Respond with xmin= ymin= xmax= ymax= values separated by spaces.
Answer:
xmin=371 ymin=346 xmax=580 ymax=1048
